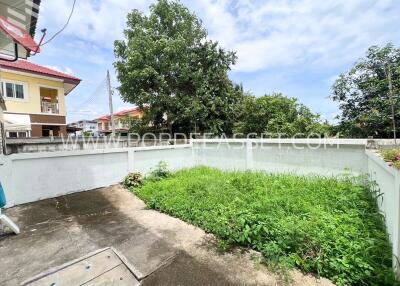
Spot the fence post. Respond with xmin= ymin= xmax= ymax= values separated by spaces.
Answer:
xmin=191 ymin=141 xmax=197 ymax=168
xmin=246 ymin=140 xmax=253 ymax=170
xmin=128 ymin=149 xmax=135 ymax=173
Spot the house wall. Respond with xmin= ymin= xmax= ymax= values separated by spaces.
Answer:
xmin=68 ymin=121 xmax=98 ymax=136
xmin=81 ymin=121 xmax=98 ymax=134
xmin=97 ymin=120 xmax=107 ymax=131
xmin=96 ymin=111 xmax=144 ymax=132
xmin=0 ymin=70 xmax=66 ymax=115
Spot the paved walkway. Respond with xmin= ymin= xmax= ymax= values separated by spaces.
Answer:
xmin=0 ymin=186 xmax=333 ymax=285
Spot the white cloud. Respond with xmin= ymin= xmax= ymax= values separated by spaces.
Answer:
xmin=64 ymin=67 xmax=74 ymax=75
xmin=190 ymin=0 xmax=400 ymax=72
xmin=45 ymin=65 xmax=74 ymax=75
xmin=116 ymin=105 xmax=136 ymax=112
xmin=34 ymin=0 xmax=400 ymax=122
xmin=37 ymin=0 xmax=153 ymax=49
xmin=37 ymin=0 xmax=400 ymax=73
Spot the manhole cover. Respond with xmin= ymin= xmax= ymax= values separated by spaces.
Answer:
xmin=22 ymin=247 xmax=140 ymax=286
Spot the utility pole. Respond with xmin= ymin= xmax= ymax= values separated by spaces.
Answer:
xmin=387 ymin=64 xmax=397 ymax=145
xmin=106 ymin=70 xmax=115 ymax=136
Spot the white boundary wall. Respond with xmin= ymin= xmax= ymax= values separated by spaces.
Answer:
xmin=0 ymin=144 xmax=194 ymax=207
xmin=193 ymin=139 xmax=369 ymax=176
xmin=366 ymin=150 xmax=400 ymax=269
xmin=0 ymin=138 xmax=399 ymax=270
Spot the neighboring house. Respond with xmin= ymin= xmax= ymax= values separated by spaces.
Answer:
xmin=68 ymin=119 xmax=99 ymax=136
xmin=0 ymin=60 xmax=81 ymax=138
xmin=97 ymin=107 xmax=143 ymax=135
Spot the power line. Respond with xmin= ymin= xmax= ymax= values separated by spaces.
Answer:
xmin=0 ymin=0 xmax=77 ymax=49
xmin=41 ymin=0 xmax=77 ymax=46
xmin=81 ymin=79 xmax=107 ymax=106
xmin=71 ymin=77 xmax=107 ymax=108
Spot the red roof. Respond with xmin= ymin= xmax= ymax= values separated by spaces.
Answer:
xmin=0 ymin=60 xmax=81 ymax=83
xmin=97 ymin=107 xmax=142 ymax=121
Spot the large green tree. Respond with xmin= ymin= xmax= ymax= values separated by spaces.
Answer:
xmin=234 ymin=93 xmax=330 ymax=137
xmin=114 ymin=0 xmax=242 ymax=135
xmin=331 ymin=43 xmax=400 ymax=138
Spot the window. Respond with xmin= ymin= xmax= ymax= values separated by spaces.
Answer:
xmin=18 ymin=132 xmax=27 ymax=138
xmin=8 ymin=132 xmax=17 ymax=138
xmin=1 ymin=81 xmax=25 ymax=99
xmin=15 ymin=84 xmax=24 ymax=99
xmin=6 ymin=83 xmax=14 ymax=98
xmin=6 ymin=131 xmax=29 ymax=138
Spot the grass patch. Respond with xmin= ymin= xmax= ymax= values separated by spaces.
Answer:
xmin=133 ymin=166 xmax=396 ymax=285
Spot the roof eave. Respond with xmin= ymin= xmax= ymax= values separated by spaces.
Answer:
xmin=64 ymin=81 xmax=81 ymax=96
xmin=0 ymin=65 xmax=82 ymax=84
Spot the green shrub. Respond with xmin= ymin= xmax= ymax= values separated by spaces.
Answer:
xmin=381 ymin=148 xmax=400 ymax=169
xmin=122 ymin=172 xmax=143 ymax=188
xmin=148 ymin=161 xmax=170 ymax=181
xmin=134 ymin=167 xmax=397 ymax=286
xmin=381 ymin=148 xmax=400 ymax=161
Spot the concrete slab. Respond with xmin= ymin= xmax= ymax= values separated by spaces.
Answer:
xmin=0 ymin=185 xmax=334 ymax=286
xmin=23 ymin=248 xmax=140 ymax=286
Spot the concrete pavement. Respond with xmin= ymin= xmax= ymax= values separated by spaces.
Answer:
xmin=0 ymin=185 xmax=333 ymax=285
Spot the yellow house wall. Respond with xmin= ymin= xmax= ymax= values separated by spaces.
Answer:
xmin=0 ymin=70 xmax=66 ymax=116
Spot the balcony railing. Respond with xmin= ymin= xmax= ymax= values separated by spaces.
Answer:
xmin=41 ymin=101 xmax=59 ymax=114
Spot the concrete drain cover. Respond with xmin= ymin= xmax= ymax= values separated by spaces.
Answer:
xmin=22 ymin=247 xmax=140 ymax=286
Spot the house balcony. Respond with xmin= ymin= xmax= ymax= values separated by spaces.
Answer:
xmin=40 ymin=87 xmax=60 ymax=115
xmin=41 ymin=101 xmax=59 ymax=114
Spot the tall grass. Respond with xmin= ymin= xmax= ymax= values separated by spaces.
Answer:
xmin=133 ymin=167 xmax=396 ymax=285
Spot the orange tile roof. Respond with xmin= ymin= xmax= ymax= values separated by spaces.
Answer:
xmin=0 ymin=60 xmax=81 ymax=83
xmin=96 ymin=107 xmax=142 ymax=121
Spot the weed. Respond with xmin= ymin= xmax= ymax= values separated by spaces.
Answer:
xmin=148 ymin=161 xmax=170 ymax=181
xmin=135 ymin=167 xmax=397 ymax=285
xmin=122 ymin=172 xmax=143 ymax=188
xmin=380 ymin=148 xmax=400 ymax=169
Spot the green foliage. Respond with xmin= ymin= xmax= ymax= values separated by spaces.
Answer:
xmin=380 ymin=149 xmax=400 ymax=169
xmin=135 ymin=167 xmax=396 ymax=286
xmin=114 ymin=0 xmax=243 ymax=135
xmin=82 ymin=131 xmax=92 ymax=137
xmin=331 ymin=43 xmax=400 ymax=138
xmin=122 ymin=172 xmax=143 ymax=188
xmin=234 ymin=93 xmax=331 ymax=137
xmin=121 ymin=114 xmax=152 ymax=135
xmin=148 ymin=161 xmax=170 ymax=181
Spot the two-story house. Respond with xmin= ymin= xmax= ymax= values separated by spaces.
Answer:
xmin=97 ymin=107 xmax=143 ymax=136
xmin=68 ymin=119 xmax=99 ymax=136
xmin=0 ymin=60 xmax=81 ymax=137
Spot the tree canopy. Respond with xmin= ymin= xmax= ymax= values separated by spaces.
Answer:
xmin=234 ymin=94 xmax=329 ymax=137
xmin=114 ymin=0 xmax=242 ymax=135
xmin=331 ymin=43 xmax=400 ymax=138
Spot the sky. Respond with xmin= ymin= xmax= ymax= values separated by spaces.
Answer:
xmin=31 ymin=0 xmax=400 ymax=123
